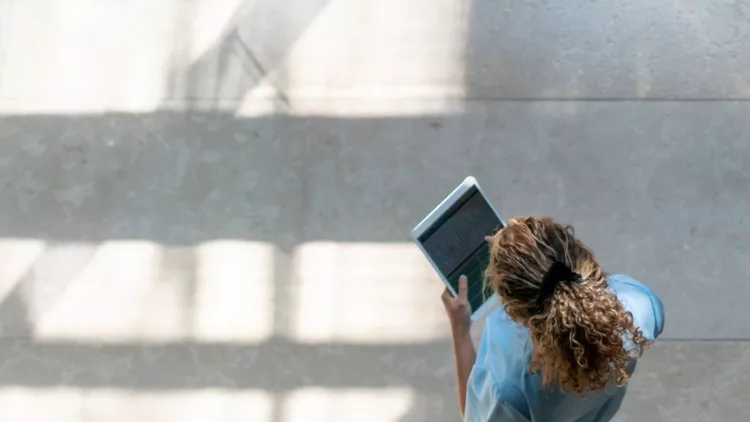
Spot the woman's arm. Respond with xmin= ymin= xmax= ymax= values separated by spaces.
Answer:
xmin=451 ymin=323 xmax=477 ymax=417
xmin=442 ymin=275 xmax=477 ymax=417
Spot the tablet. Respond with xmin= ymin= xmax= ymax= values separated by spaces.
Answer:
xmin=412 ymin=176 xmax=506 ymax=321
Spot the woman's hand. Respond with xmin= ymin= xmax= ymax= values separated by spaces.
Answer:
xmin=441 ymin=275 xmax=472 ymax=333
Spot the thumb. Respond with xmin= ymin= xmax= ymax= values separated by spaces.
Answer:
xmin=441 ymin=287 xmax=453 ymax=303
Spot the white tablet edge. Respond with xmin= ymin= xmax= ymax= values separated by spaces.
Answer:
xmin=411 ymin=176 xmax=506 ymax=321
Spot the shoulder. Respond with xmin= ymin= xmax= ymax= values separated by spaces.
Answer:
xmin=607 ymin=274 xmax=666 ymax=341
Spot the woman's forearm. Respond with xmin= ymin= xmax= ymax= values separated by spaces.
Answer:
xmin=451 ymin=325 xmax=477 ymax=417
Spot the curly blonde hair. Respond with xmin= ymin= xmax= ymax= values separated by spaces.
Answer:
xmin=485 ymin=217 xmax=648 ymax=394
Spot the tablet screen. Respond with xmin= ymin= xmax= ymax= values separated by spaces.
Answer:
xmin=418 ymin=187 xmax=504 ymax=312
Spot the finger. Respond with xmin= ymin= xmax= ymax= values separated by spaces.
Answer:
xmin=484 ymin=235 xmax=494 ymax=243
xmin=441 ymin=287 xmax=453 ymax=302
xmin=458 ymin=275 xmax=468 ymax=300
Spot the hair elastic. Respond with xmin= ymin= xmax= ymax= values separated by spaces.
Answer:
xmin=535 ymin=262 xmax=582 ymax=313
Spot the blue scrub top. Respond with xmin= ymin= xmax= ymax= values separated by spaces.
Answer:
xmin=465 ymin=274 xmax=665 ymax=422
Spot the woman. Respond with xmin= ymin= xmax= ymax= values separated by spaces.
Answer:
xmin=442 ymin=217 xmax=665 ymax=421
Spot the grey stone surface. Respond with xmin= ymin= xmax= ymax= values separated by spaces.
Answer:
xmin=6 ymin=0 xmax=750 ymax=106
xmin=466 ymin=0 xmax=750 ymax=99
xmin=0 ymin=112 xmax=306 ymax=246
xmin=0 ymin=339 xmax=747 ymax=421
xmin=1 ymin=104 xmax=749 ymax=339
xmin=615 ymin=341 xmax=750 ymax=421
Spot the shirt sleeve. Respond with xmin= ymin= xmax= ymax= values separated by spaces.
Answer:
xmin=611 ymin=275 xmax=666 ymax=342
xmin=465 ymin=365 xmax=528 ymax=422
xmin=647 ymin=287 xmax=665 ymax=340
xmin=464 ymin=365 xmax=497 ymax=422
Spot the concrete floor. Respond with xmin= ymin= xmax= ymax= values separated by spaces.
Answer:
xmin=0 ymin=0 xmax=749 ymax=421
